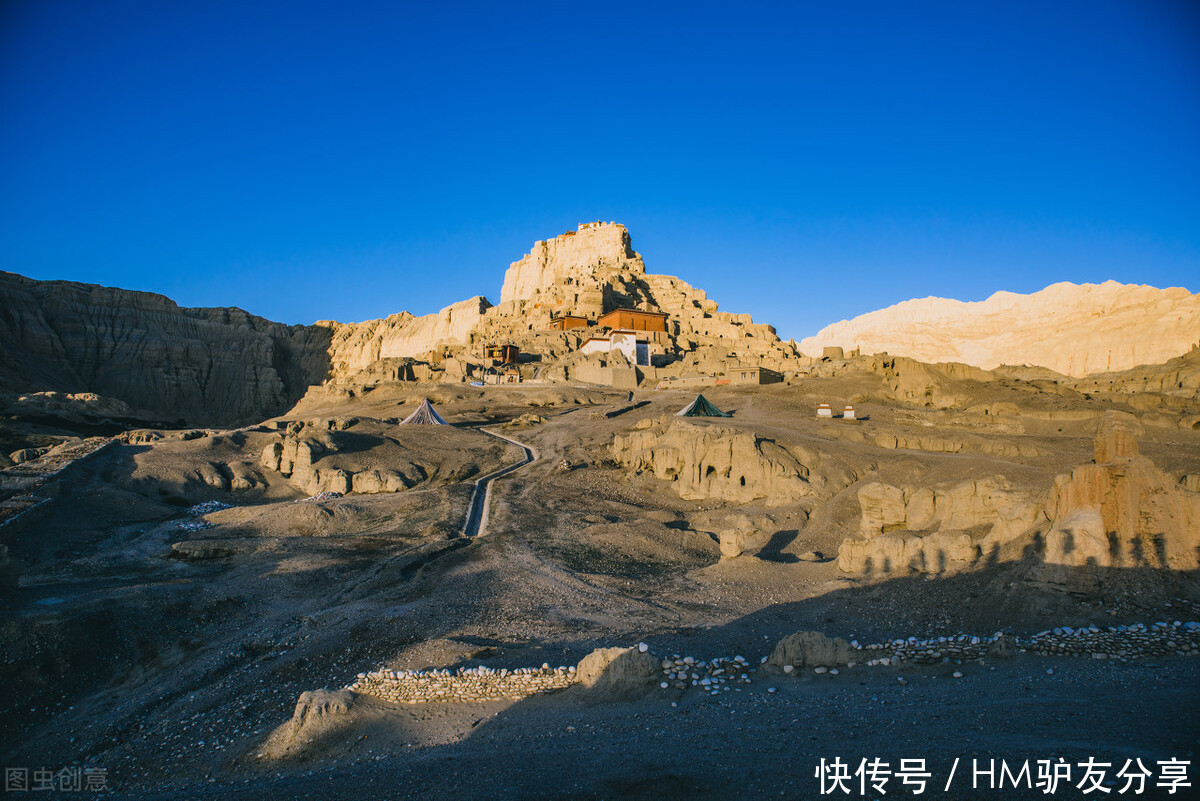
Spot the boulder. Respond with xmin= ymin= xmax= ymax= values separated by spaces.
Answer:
xmin=260 ymin=689 xmax=357 ymax=761
xmin=857 ymin=483 xmax=907 ymax=535
xmin=261 ymin=442 xmax=283 ymax=472
xmin=575 ymin=646 xmax=660 ymax=695
xmin=228 ymin=463 xmax=260 ymax=492
xmin=122 ymin=429 xmax=165 ymax=445
xmin=9 ymin=448 xmax=46 ymax=465
xmin=170 ymin=540 xmax=237 ymax=560
xmin=718 ymin=529 xmax=746 ymax=559
xmin=768 ymin=631 xmax=854 ymax=669
xmin=193 ymin=462 xmax=230 ymax=490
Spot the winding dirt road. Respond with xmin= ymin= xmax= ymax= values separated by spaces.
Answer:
xmin=460 ymin=427 xmax=537 ymax=537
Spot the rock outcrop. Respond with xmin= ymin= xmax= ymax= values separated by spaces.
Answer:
xmin=855 ymin=478 xmax=1041 ymax=543
xmin=1 ymin=223 xmax=801 ymax=424
xmin=254 ymin=422 xmax=511 ymax=497
xmin=501 ymin=222 xmax=644 ymax=306
xmin=837 ymin=530 xmax=980 ymax=576
xmin=323 ymin=297 xmax=492 ymax=375
xmin=612 ymin=421 xmax=813 ymax=505
xmin=259 ymin=430 xmax=413 ymax=495
xmin=1033 ymin=412 xmax=1200 ymax=592
xmin=574 ymin=646 xmax=660 ymax=695
xmin=9 ymin=232 xmax=1195 ymax=429
xmin=260 ymin=689 xmax=356 ymax=760
xmin=838 ymin=477 xmax=1041 ymax=575
xmin=839 ymin=413 xmax=1200 ymax=585
xmin=800 ymin=280 xmax=1200 ymax=377
xmin=0 ymin=271 xmax=331 ymax=426
xmin=767 ymin=631 xmax=854 ymax=669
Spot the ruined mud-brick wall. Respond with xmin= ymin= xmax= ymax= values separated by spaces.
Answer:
xmin=348 ymin=665 xmax=577 ymax=703
xmin=342 ymin=622 xmax=1200 ymax=708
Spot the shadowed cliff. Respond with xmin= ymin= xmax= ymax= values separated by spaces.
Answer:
xmin=0 ymin=271 xmax=332 ymax=427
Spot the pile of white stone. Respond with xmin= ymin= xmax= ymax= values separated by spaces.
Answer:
xmin=865 ymin=633 xmax=998 ymax=665
xmin=348 ymin=664 xmax=577 ymax=703
xmin=186 ymin=500 xmax=231 ymax=516
xmin=848 ymin=621 xmax=1199 ymax=666
xmin=296 ymin=491 xmax=343 ymax=504
xmin=1019 ymin=621 xmax=1199 ymax=661
xmin=345 ymin=620 xmax=1200 ymax=706
xmin=659 ymin=654 xmax=754 ymax=694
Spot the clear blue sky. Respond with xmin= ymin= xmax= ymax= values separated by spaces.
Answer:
xmin=2 ymin=1 xmax=1198 ymax=341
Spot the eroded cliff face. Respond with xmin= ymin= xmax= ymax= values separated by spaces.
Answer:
xmin=322 ymin=296 xmax=492 ymax=375
xmin=9 ymin=225 xmax=1195 ymax=428
xmin=1033 ymin=412 xmax=1200 ymax=592
xmin=837 ymin=478 xmax=1043 ymax=575
xmin=837 ymin=412 xmax=1200 ymax=587
xmin=0 ymin=272 xmax=331 ymax=426
xmin=800 ymin=280 xmax=1200 ymax=377
xmin=611 ymin=420 xmax=815 ymax=505
xmin=500 ymin=222 xmax=643 ymax=306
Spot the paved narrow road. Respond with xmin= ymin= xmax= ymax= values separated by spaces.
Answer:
xmin=460 ymin=428 xmax=537 ymax=537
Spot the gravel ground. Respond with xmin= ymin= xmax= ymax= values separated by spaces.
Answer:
xmin=103 ymin=654 xmax=1199 ymax=800
xmin=2 ymin=384 xmax=1198 ymax=799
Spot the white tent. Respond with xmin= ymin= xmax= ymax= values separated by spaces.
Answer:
xmin=401 ymin=398 xmax=448 ymax=425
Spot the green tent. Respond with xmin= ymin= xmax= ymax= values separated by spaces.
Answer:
xmin=675 ymin=394 xmax=730 ymax=418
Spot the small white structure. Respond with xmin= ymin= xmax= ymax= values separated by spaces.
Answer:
xmin=580 ymin=336 xmax=610 ymax=357
xmin=843 ymin=405 xmax=856 ymax=420
xmin=579 ymin=330 xmax=649 ymax=366
xmin=816 ymin=403 xmax=833 ymax=418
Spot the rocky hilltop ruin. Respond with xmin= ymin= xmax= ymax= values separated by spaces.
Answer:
xmin=1 ymin=223 xmax=799 ymax=425
xmin=800 ymin=280 xmax=1200 ymax=376
xmin=319 ymin=222 xmax=801 ymax=394
xmin=5 ymin=225 xmax=1199 ymax=428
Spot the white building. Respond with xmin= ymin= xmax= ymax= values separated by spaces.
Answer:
xmin=579 ymin=330 xmax=650 ymax=366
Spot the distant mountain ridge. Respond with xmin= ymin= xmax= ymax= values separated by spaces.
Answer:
xmin=799 ymin=280 xmax=1200 ymax=377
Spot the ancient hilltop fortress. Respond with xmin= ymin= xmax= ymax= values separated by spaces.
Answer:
xmin=320 ymin=222 xmax=799 ymax=395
